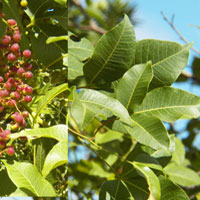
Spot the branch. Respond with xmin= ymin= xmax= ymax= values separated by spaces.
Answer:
xmin=71 ymin=0 xmax=106 ymax=35
xmin=161 ymin=11 xmax=200 ymax=55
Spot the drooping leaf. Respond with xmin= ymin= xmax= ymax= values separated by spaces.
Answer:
xmin=134 ymin=39 xmax=192 ymax=89
xmin=95 ymin=128 xmax=124 ymax=144
xmin=134 ymin=87 xmax=200 ymax=122
xmin=10 ymin=125 xmax=68 ymax=142
xmin=68 ymin=32 xmax=94 ymax=80
xmin=125 ymin=113 xmax=170 ymax=151
xmin=132 ymin=162 xmax=161 ymax=200
xmin=2 ymin=160 xmax=57 ymax=197
xmin=83 ymin=15 xmax=136 ymax=83
xmin=70 ymin=89 xmax=132 ymax=130
xmin=34 ymin=83 xmax=68 ymax=123
xmin=115 ymin=61 xmax=153 ymax=113
xmin=35 ymin=138 xmax=55 ymax=173
xmin=99 ymin=180 xmax=133 ymax=200
xmin=42 ymin=140 xmax=68 ymax=178
xmin=159 ymin=176 xmax=189 ymax=200
xmin=164 ymin=163 xmax=200 ymax=187
xmin=171 ymin=138 xmax=186 ymax=165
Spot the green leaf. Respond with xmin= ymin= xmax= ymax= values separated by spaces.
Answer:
xmin=132 ymin=162 xmax=160 ymax=200
xmin=95 ymin=128 xmax=124 ymax=144
xmin=88 ymin=161 xmax=113 ymax=178
xmin=69 ymin=32 xmax=94 ymax=61
xmin=159 ymin=176 xmax=189 ymax=200
xmin=99 ymin=180 xmax=133 ymax=200
xmin=68 ymin=55 xmax=84 ymax=80
xmin=10 ymin=188 xmax=31 ymax=196
xmin=35 ymin=138 xmax=55 ymax=173
xmin=134 ymin=39 xmax=192 ymax=88
xmin=54 ymin=0 xmax=67 ymax=7
xmin=2 ymin=160 xmax=56 ymax=197
xmin=10 ymin=125 xmax=68 ymax=142
xmin=2 ymin=0 xmax=29 ymax=49
xmin=125 ymin=113 xmax=170 ymax=151
xmin=34 ymin=83 xmax=68 ymax=123
xmin=164 ymin=163 xmax=200 ymax=187
xmin=0 ymin=170 xmax=16 ymax=196
xmin=171 ymin=138 xmax=185 ymax=165
xmin=83 ymin=15 xmax=136 ymax=83
xmin=42 ymin=140 xmax=68 ymax=178
xmin=68 ymin=32 xmax=94 ymax=80
xmin=134 ymin=87 xmax=200 ymax=122
xmin=115 ymin=62 xmax=153 ymax=113
xmin=71 ymin=89 xmax=132 ymax=130
xmin=0 ymin=19 xmax=6 ymax=38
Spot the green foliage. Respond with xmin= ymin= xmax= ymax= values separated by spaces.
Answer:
xmin=69 ymin=14 xmax=200 ymax=199
xmin=0 ymin=0 xmax=67 ymax=197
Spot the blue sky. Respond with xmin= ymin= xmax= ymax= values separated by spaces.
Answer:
xmin=132 ymin=0 xmax=200 ymax=47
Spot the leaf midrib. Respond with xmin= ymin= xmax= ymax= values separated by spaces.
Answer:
xmin=11 ymin=164 xmax=40 ymax=196
xmin=89 ymin=19 xmax=126 ymax=84
xmin=126 ymin=65 xmax=148 ymax=110
xmin=152 ymin=44 xmax=188 ymax=69
xmin=134 ymin=104 xmax=200 ymax=115
xmin=166 ymin=168 xmax=200 ymax=184
xmin=126 ymin=119 xmax=168 ymax=150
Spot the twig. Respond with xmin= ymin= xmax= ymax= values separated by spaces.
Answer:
xmin=71 ymin=0 xmax=106 ymax=34
xmin=161 ymin=11 xmax=200 ymax=55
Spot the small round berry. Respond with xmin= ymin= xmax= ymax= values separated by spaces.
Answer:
xmin=0 ymin=89 xmax=9 ymax=97
xmin=0 ymin=130 xmax=11 ymax=141
xmin=1 ymin=35 xmax=12 ymax=45
xmin=23 ymin=49 xmax=31 ymax=58
xmin=8 ymin=77 xmax=15 ymax=83
xmin=20 ymin=0 xmax=28 ymax=7
xmin=11 ymin=123 xmax=19 ymax=131
xmin=25 ymin=95 xmax=32 ymax=102
xmin=7 ymin=19 xmax=16 ymax=26
xmin=7 ymin=99 xmax=16 ymax=108
xmin=22 ymin=111 xmax=29 ymax=118
xmin=25 ymin=71 xmax=32 ymax=79
xmin=17 ymin=85 xmax=23 ymax=93
xmin=17 ymin=67 xmax=25 ymax=75
xmin=25 ymin=86 xmax=33 ymax=94
xmin=11 ymin=91 xmax=21 ymax=99
xmin=14 ymin=114 xmax=23 ymax=123
xmin=6 ymin=146 xmax=15 ymax=156
xmin=7 ymin=53 xmax=16 ymax=62
xmin=24 ymin=63 xmax=32 ymax=70
xmin=21 ymin=119 xmax=26 ymax=127
xmin=10 ymin=43 xmax=20 ymax=52
xmin=5 ymin=82 xmax=12 ymax=89
xmin=0 ymin=76 xmax=4 ymax=83
xmin=13 ymin=33 xmax=21 ymax=43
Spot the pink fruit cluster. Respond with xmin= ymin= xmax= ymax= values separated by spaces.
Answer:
xmin=0 ymin=128 xmax=14 ymax=156
xmin=0 ymin=16 xmax=33 ymax=156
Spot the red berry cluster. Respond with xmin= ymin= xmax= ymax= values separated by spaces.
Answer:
xmin=0 ymin=16 xmax=33 ymax=156
xmin=0 ymin=129 xmax=14 ymax=156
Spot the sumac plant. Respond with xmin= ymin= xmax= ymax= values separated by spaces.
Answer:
xmin=0 ymin=0 xmax=68 ymax=197
xmin=68 ymin=15 xmax=200 ymax=199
